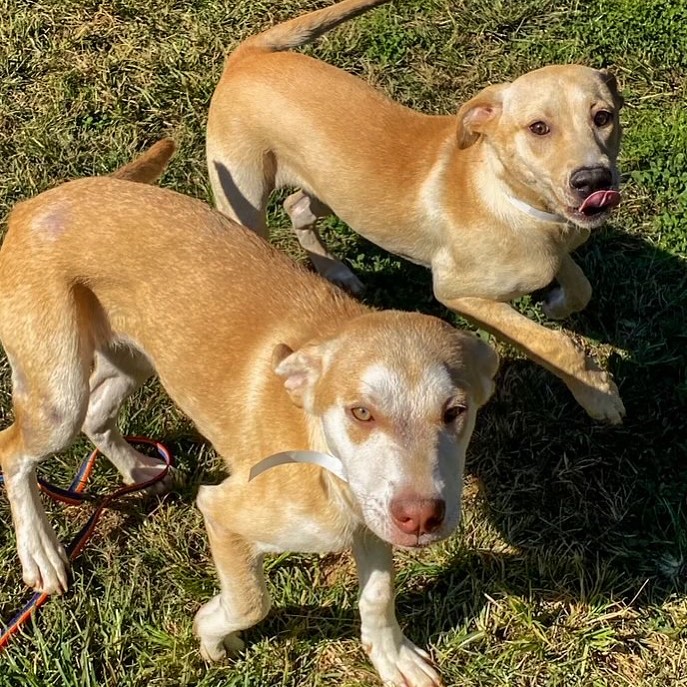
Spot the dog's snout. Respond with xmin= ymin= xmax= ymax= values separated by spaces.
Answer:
xmin=569 ymin=166 xmax=613 ymax=198
xmin=390 ymin=497 xmax=446 ymax=536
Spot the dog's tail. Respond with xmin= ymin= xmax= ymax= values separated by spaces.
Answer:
xmin=111 ymin=138 xmax=176 ymax=184
xmin=231 ymin=0 xmax=390 ymax=60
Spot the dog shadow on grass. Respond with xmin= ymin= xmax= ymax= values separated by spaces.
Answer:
xmin=467 ymin=227 xmax=686 ymax=572
xmin=252 ymin=223 xmax=686 ymax=649
xmin=10 ymin=224 xmax=674 ymax=654
xmin=42 ymin=225 xmax=683 ymax=656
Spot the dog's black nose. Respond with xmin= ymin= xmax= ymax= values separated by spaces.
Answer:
xmin=569 ymin=166 xmax=613 ymax=198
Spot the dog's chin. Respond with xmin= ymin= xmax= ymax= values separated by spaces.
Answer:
xmin=363 ymin=517 xmax=452 ymax=549
xmin=393 ymin=535 xmax=441 ymax=549
xmin=562 ymin=205 xmax=614 ymax=229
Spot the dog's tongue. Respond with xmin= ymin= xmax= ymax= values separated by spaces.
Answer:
xmin=579 ymin=189 xmax=621 ymax=215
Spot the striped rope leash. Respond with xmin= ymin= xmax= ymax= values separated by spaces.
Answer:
xmin=0 ymin=436 xmax=173 ymax=650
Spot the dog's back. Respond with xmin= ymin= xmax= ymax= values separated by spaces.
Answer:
xmin=0 ymin=171 xmax=366 ymax=457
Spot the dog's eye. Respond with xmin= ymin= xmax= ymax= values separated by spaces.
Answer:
xmin=443 ymin=404 xmax=467 ymax=424
xmin=528 ymin=121 xmax=550 ymax=136
xmin=350 ymin=406 xmax=373 ymax=422
xmin=593 ymin=110 xmax=613 ymax=127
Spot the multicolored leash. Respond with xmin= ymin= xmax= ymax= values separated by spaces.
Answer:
xmin=0 ymin=436 xmax=173 ymax=650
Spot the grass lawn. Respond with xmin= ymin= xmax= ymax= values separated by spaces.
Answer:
xmin=1 ymin=0 xmax=686 ymax=684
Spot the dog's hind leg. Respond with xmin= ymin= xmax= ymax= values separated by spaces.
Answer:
xmin=0 ymin=290 xmax=92 ymax=594
xmin=193 ymin=482 xmax=271 ymax=661
xmin=353 ymin=531 xmax=442 ymax=687
xmin=81 ymin=346 xmax=172 ymax=492
xmin=284 ymin=190 xmax=364 ymax=295
xmin=207 ymin=133 xmax=272 ymax=239
xmin=0 ymin=425 xmax=71 ymax=594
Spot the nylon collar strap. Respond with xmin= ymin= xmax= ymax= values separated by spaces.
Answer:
xmin=506 ymin=194 xmax=567 ymax=224
xmin=249 ymin=450 xmax=349 ymax=483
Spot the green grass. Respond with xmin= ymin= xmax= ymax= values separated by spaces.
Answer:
xmin=1 ymin=0 xmax=686 ymax=685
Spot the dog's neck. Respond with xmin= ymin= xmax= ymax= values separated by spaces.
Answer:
xmin=248 ymin=412 xmax=348 ymax=484
xmin=248 ymin=415 xmax=362 ymax=520
xmin=505 ymin=194 xmax=567 ymax=224
xmin=249 ymin=450 xmax=347 ymax=482
xmin=464 ymin=143 xmax=569 ymax=227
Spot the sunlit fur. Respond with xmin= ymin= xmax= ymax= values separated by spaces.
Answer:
xmin=0 ymin=139 xmax=497 ymax=687
xmin=207 ymin=0 xmax=625 ymax=425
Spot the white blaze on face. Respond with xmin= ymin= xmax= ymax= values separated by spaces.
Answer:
xmin=321 ymin=361 xmax=470 ymax=547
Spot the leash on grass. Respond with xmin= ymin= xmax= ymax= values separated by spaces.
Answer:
xmin=0 ymin=436 xmax=173 ymax=650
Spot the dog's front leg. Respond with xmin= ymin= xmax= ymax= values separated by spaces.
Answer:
xmin=542 ymin=254 xmax=593 ymax=320
xmin=193 ymin=484 xmax=270 ymax=661
xmin=353 ymin=531 xmax=442 ymax=687
xmin=440 ymin=294 xmax=625 ymax=424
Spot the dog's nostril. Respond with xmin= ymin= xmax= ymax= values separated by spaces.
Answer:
xmin=570 ymin=166 xmax=613 ymax=196
xmin=390 ymin=497 xmax=446 ymax=536
xmin=425 ymin=504 xmax=446 ymax=532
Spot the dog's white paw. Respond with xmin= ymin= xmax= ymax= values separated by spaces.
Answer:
xmin=364 ymin=634 xmax=442 ymax=687
xmin=569 ymin=367 xmax=626 ymax=424
xmin=124 ymin=452 xmax=179 ymax=495
xmin=17 ymin=521 xmax=69 ymax=594
xmin=198 ymin=632 xmax=245 ymax=662
xmin=193 ymin=596 xmax=246 ymax=662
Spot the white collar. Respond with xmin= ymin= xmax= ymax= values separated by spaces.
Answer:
xmin=506 ymin=194 xmax=567 ymax=224
xmin=249 ymin=450 xmax=348 ymax=483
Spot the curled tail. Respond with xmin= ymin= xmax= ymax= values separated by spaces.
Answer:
xmin=111 ymin=138 xmax=176 ymax=184
xmin=231 ymin=0 xmax=390 ymax=61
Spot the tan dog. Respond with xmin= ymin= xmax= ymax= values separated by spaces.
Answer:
xmin=0 ymin=142 xmax=497 ymax=686
xmin=207 ymin=0 xmax=626 ymax=424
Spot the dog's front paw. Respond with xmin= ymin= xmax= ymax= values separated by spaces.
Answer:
xmin=568 ymin=365 xmax=626 ymax=424
xmin=193 ymin=596 xmax=246 ymax=662
xmin=17 ymin=522 xmax=69 ymax=594
xmin=198 ymin=632 xmax=244 ymax=663
xmin=364 ymin=634 xmax=442 ymax=687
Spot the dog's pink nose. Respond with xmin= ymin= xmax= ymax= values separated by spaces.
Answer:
xmin=390 ymin=497 xmax=445 ymax=536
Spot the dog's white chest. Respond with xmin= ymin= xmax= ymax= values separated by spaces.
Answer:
xmin=255 ymin=518 xmax=356 ymax=555
xmin=433 ymin=237 xmax=561 ymax=301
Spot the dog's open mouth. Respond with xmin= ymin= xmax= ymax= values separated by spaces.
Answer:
xmin=577 ymin=189 xmax=622 ymax=217
xmin=564 ymin=188 xmax=621 ymax=225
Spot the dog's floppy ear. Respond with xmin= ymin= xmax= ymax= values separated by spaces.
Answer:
xmin=456 ymin=83 xmax=509 ymax=149
xmin=598 ymin=68 xmax=624 ymax=110
xmin=272 ymin=342 xmax=332 ymax=410
xmin=456 ymin=332 xmax=500 ymax=406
